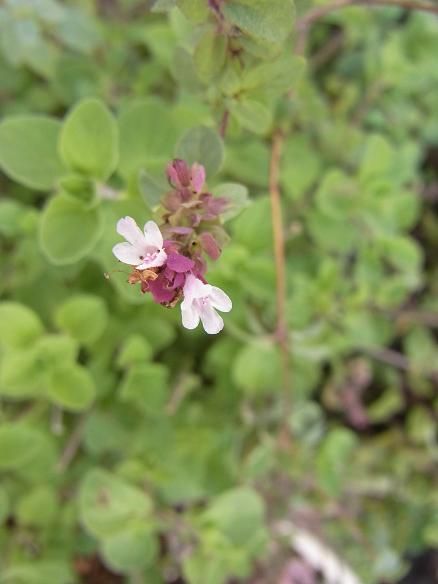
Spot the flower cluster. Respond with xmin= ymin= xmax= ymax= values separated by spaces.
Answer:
xmin=112 ymin=159 xmax=232 ymax=334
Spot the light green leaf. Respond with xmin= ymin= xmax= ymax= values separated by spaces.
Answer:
xmin=316 ymin=169 xmax=357 ymax=219
xmin=118 ymin=98 xmax=177 ymax=181
xmin=223 ymin=0 xmax=295 ymax=46
xmin=79 ymin=469 xmax=153 ymax=538
xmin=101 ymin=527 xmax=158 ymax=572
xmin=231 ymin=99 xmax=272 ymax=135
xmin=232 ymin=341 xmax=281 ymax=394
xmin=59 ymin=174 xmax=97 ymax=206
xmin=176 ymin=126 xmax=224 ymax=177
xmin=60 ymin=98 xmax=118 ymax=180
xmin=378 ymin=235 xmax=422 ymax=272
xmin=0 ymin=487 xmax=9 ymax=524
xmin=360 ymin=134 xmax=394 ymax=182
xmin=232 ymin=197 xmax=272 ymax=251
xmin=54 ymin=294 xmax=108 ymax=344
xmin=0 ymin=303 xmax=44 ymax=348
xmin=1 ymin=562 xmax=73 ymax=584
xmin=0 ymin=200 xmax=25 ymax=237
xmin=138 ymin=168 xmax=168 ymax=209
xmin=316 ymin=428 xmax=358 ymax=496
xmin=120 ymin=363 xmax=169 ymax=414
xmin=35 ymin=334 xmax=78 ymax=367
xmin=47 ymin=363 xmax=96 ymax=411
xmin=117 ymin=334 xmax=153 ymax=368
xmin=203 ymin=487 xmax=266 ymax=545
xmin=39 ymin=194 xmax=103 ymax=265
xmin=280 ymin=136 xmax=322 ymax=200
xmin=0 ymin=116 xmax=65 ymax=190
xmin=214 ymin=182 xmax=249 ymax=221
xmin=194 ymin=30 xmax=227 ymax=81
xmin=0 ymin=424 xmax=46 ymax=471
xmin=17 ymin=486 xmax=58 ymax=527
xmin=177 ymin=0 xmax=209 ymax=23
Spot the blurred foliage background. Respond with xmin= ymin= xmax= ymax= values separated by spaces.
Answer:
xmin=0 ymin=1 xmax=437 ymax=583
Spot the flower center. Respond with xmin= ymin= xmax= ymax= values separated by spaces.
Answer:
xmin=194 ymin=296 xmax=209 ymax=309
xmin=139 ymin=248 xmax=159 ymax=262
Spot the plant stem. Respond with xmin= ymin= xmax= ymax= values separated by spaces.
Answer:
xmin=296 ymin=0 xmax=438 ymax=54
xmin=56 ymin=414 xmax=87 ymax=473
xmin=219 ymin=109 xmax=230 ymax=138
xmin=269 ymin=131 xmax=292 ymax=432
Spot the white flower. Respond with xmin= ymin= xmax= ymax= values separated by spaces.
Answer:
xmin=181 ymin=274 xmax=232 ymax=334
xmin=112 ymin=216 xmax=167 ymax=270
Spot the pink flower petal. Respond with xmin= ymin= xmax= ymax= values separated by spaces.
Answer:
xmin=199 ymin=232 xmax=221 ymax=260
xmin=148 ymin=276 xmax=176 ymax=304
xmin=191 ymin=163 xmax=206 ymax=193
xmin=166 ymin=252 xmax=195 ymax=273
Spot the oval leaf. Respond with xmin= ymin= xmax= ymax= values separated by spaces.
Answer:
xmin=0 ymin=116 xmax=65 ymax=190
xmin=175 ymin=126 xmax=224 ymax=177
xmin=60 ymin=98 xmax=118 ymax=180
xmin=39 ymin=194 xmax=103 ymax=265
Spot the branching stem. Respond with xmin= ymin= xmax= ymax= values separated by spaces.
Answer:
xmin=269 ymin=131 xmax=292 ymax=436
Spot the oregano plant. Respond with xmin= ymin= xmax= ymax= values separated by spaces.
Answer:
xmin=0 ymin=1 xmax=437 ymax=583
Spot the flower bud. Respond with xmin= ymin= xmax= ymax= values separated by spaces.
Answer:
xmin=166 ymin=159 xmax=191 ymax=188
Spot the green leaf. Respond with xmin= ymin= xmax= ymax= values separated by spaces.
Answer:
xmin=47 ymin=364 xmax=96 ymax=412
xmin=242 ymin=55 xmax=305 ymax=94
xmin=1 ymin=562 xmax=73 ymax=584
xmin=231 ymin=99 xmax=272 ymax=134
xmin=214 ymin=182 xmax=249 ymax=221
xmin=117 ymin=334 xmax=153 ymax=368
xmin=203 ymin=487 xmax=266 ymax=546
xmin=378 ymin=235 xmax=422 ymax=272
xmin=138 ymin=168 xmax=168 ymax=209
xmin=280 ymin=136 xmax=322 ymax=200
xmin=177 ymin=0 xmax=209 ymax=23
xmin=407 ymin=406 xmax=435 ymax=445
xmin=0 ymin=200 xmax=25 ymax=237
xmin=17 ymin=486 xmax=58 ymax=527
xmin=0 ymin=424 xmax=46 ymax=471
xmin=59 ymin=174 xmax=97 ymax=206
xmin=101 ymin=527 xmax=158 ymax=572
xmin=39 ymin=194 xmax=103 ymax=265
xmin=0 ymin=486 xmax=9 ymax=524
xmin=176 ymin=126 xmax=224 ymax=177
xmin=232 ymin=341 xmax=281 ymax=394
xmin=60 ymin=98 xmax=118 ymax=180
xmin=79 ymin=469 xmax=153 ymax=538
xmin=120 ymin=363 xmax=169 ymax=414
xmin=0 ymin=346 xmax=45 ymax=399
xmin=316 ymin=428 xmax=357 ymax=496
xmin=223 ymin=0 xmax=295 ymax=47
xmin=194 ymin=30 xmax=227 ymax=81
xmin=316 ymin=170 xmax=357 ymax=219
xmin=35 ymin=334 xmax=78 ymax=367
xmin=359 ymin=134 xmax=394 ymax=182
xmin=0 ymin=302 xmax=44 ymax=348
xmin=0 ymin=116 xmax=65 ymax=190
xmin=118 ymin=98 xmax=178 ymax=181
xmin=232 ymin=197 xmax=272 ymax=251
xmin=54 ymin=294 xmax=108 ymax=344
